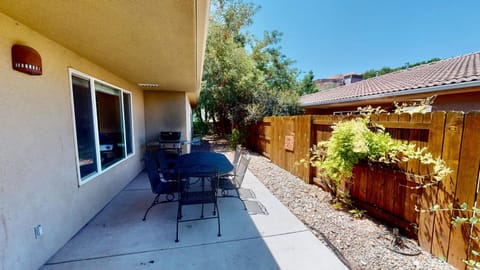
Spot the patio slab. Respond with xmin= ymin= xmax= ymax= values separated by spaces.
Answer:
xmin=41 ymin=163 xmax=349 ymax=270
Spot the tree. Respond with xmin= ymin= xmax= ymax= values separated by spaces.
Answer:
xmin=197 ymin=0 xmax=306 ymax=137
xmin=200 ymin=0 xmax=262 ymax=134
xmin=296 ymin=70 xmax=317 ymax=95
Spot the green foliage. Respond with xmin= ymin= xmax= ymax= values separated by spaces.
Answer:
xmin=393 ymin=95 xmax=436 ymax=114
xmin=432 ymin=202 xmax=480 ymax=269
xmin=349 ymin=208 xmax=366 ymax=219
xmin=200 ymin=0 xmax=262 ymax=134
xmin=193 ymin=121 xmax=212 ymax=136
xmin=276 ymin=91 xmax=304 ymax=115
xmin=198 ymin=0 xmax=308 ymax=135
xmin=296 ymin=70 xmax=317 ymax=95
xmin=298 ymin=109 xmax=451 ymax=199
xmin=227 ymin=128 xmax=243 ymax=149
xmin=362 ymin=58 xmax=441 ymax=79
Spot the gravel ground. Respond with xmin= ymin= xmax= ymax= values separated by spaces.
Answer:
xmin=208 ymin=139 xmax=457 ymax=270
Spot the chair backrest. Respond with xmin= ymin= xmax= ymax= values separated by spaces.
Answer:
xmin=232 ymin=144 xmax=242 ymax=166
xmin=233 ymin=153 xmax=250 ymax=188
xmin=144 ymin=152 xmax=177 ymax=194
xmin=156 ymin=150 xmax=176 ymax=179
xmin=156 ymin=150 xmax=169 ymax=171
xmin=143 ymin=152 xmax=161 ymax=193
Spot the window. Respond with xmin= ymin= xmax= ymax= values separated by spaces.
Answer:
xmin=70 ymin=69 xmax=134 ymax=184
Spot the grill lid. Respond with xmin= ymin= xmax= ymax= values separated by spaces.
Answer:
xmin=159 ymin=131 xmax=182 ymax=142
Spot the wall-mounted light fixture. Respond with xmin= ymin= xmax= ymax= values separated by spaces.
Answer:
xmin=11 ymin=44 xmax=42 ymax=75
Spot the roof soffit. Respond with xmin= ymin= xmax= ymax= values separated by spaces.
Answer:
xmin=0 ymin=0 xmax=209 ymax=95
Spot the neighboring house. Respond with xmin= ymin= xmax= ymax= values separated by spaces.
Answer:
xmin=301 ymin=52 xmax=480 ymax=114
xmin=0 ymin=1 xmax=209 ymax=269
xmin=314 ymin=73 xmax=363 ymax=91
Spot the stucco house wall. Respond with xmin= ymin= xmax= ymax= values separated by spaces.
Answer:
xmin=0 ymin=12 xmax=149 ymax=270
xmin=144 ymin=91 xmax=192 ymax=154
xmin=432 ymin=90 xmax=480 ymax=112
xmin=144 ymin=91 xmax=189 ymax=142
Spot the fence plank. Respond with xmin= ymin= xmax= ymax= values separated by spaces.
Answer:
xmin=351 ymin=166 xmax=360 ymax=199
xmin=383 ymin=168 xmax=396 ymax=215
xmin=357 ymin=166 xmax=368 ymax=202
xmin=392 ymin=170 xmax=406 ymax=218
xmin=374 ymin=167 xmax=386 ymax=209
xmin=431 ymin=112 xmax=464 ymax=260
xmin=416 ymin=112 xmax=446 ymax=252
xmin=297 ymin=115 xmax=312 ymax=183
xmin=448 ymin=112 xmax=480 ymax=268
xmin=407 ymin=113 xmax=423 ymax=174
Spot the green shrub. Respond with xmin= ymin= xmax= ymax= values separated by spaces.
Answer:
xmin=299 ymin=112 xmax=451 ymax=200
xmin=227 ymin=128 xmax=243 ymax=149
xmin=193 ymin=121 xmax=211 ymax=136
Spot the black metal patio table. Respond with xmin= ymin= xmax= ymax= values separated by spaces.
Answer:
xmin=177 ymin=152 xmax=234 ymax=176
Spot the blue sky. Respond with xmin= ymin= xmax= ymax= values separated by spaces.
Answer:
xmin=246 ymin=0 xmax=480 ymax=79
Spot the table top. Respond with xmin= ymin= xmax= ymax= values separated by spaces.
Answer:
xmin=177 ymin=152 xmax=234 ymax=175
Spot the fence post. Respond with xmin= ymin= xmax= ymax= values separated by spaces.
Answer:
xmin=447 ymin=112 xmax=480 ymax=268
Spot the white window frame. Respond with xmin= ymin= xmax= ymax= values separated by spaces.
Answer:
xmin=69 ymin=68 xmax=135 ymax=186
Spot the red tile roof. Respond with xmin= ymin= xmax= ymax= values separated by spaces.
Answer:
xmin=301 ymin=52 xmax=480 ymax=107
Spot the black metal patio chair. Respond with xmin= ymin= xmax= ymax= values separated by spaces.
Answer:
xmin=176 ymin=165 xmax=221 ymax=242
xmin=232 ymin=144 xmax=243 ymax=170
xmin=156 ymin=149 xmax=177 ymax=175
xmin=142 ymin=151 xmax=178 ymax=221
xmin=219 ymin=144 xmax=242 ymax=178
xmin=218 ymin=153 xmax=252 ymax=209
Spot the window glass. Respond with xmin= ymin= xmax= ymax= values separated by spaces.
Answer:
xmin=95 ymin=84 xmax=125 ymax=169
xmin=72 ymin=76 xmax=98 ymax=178
xmin=70 ymin=70 xmax=134 ymax=184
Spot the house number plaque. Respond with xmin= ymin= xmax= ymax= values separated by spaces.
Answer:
xmin=284 ymin=135 xmax=294 ymax=151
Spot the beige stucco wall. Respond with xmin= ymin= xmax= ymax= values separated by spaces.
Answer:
xmin=144 ymin=91 xmax=191 ymax=151
xmin=0 ymin=12 xmax=146 ymax=270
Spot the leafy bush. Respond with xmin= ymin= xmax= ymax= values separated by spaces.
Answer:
xmin=193 ymin=121 xmax=212 ymax=136
xmin=227 ymin=128 xmax=243 ymax=149
xmin=299 ymin=111 xmax=451 ymax=200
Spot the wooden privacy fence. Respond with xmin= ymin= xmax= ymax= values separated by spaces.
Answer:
xmin=248 ymin=111 xmax=480 ymax=269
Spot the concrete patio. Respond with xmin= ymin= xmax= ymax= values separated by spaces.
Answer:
xmin=41 ymin=158 xmax=348 ymax=270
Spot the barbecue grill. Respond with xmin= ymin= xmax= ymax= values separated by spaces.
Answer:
xmin=158 ymin=131 xmax=183 ymax=167
xmin=159 ymin=131 xmax=182 ymax=149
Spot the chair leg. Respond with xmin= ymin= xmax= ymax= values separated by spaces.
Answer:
xmin=215 ymin=202 xmax=221 ymax=237
xmin=176 ymin=203 xmax=181 ymax=242
xmin=212 ymin=197 xmax=217 ymax=216
xmin=200 ymin=177 xmax=205 ymax=218
xmin=143 ymin=194 xmax=160 ymax=221
xmin=236 ymin=189 xmax=247 ymax=210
